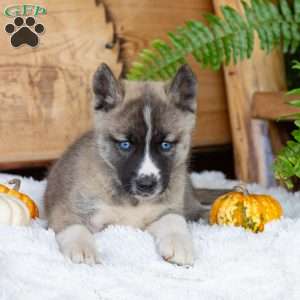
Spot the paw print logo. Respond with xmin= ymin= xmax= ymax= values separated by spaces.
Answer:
xmin=5 ymin=16 xmax=45 ymax=48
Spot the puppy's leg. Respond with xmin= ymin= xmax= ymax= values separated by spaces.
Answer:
xmin=56 ymin=224 xmax=101 ymax=265
xmin=147 ymin=214 xmax=194 ymax=266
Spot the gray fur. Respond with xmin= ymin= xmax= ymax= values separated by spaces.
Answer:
xmin=45 ymin=63 xmax=204 ymax=265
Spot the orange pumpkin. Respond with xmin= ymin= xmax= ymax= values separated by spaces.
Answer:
xmin=0 ymin=179 xmax=39 ymax=219
xmin=209 ymin=185 xmax=283 ymax=232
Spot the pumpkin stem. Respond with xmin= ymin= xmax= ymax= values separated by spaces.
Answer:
xmin=8 ymin=178 xmax=21 ymax=192
xmin=233 ymin=183 xmax=249 ymax=195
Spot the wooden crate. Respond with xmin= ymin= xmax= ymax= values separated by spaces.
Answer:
xmin=213 ymin=0 xmax=286 ymax=186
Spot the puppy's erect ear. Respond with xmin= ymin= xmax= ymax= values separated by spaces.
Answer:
xmin=93 ymin=63 xmax=123 ymax=111
xmin=167 ymin=64 xmax=197 ymax=113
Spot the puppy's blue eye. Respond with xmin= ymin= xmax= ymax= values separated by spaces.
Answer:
xmin=118 ymin=141 xmax=132 ymax=151
xmin=160 ymin=142 xmax=173 ymax=151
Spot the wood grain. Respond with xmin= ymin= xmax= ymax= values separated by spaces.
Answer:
xmin=252 ymin=92 xmax=300 ymax=120
xmin=268 ymin=122 xmax=287 ymax=156
xmin=0 ymin=0 xmax=122 ymax=167
xmin=102 ymin=0 xmax=231 ymax=147
xmin=252 ymin=91 xmax=300 ymax=155
xmin=213 ymin=0 xmax=287 ymax=185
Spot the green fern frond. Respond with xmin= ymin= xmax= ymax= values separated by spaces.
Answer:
xmin=127 ymin=0 xmax=300 ymax=81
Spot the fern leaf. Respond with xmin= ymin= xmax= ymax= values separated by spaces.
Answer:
xmin=295 ymin=0 xmax=300 ymax=22
xmin=205 ymin=14 xmax=225 ymax=66
xmin=186 ymin=20 xmax=211 ymax=67
xmin=280 ymin=0 xmax=293 ymax=22
xmin=127 ymin=0 xmax=300 ymax=81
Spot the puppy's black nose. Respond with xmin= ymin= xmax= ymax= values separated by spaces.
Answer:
xmin=135 ymin=176 xmax=157 ymax=193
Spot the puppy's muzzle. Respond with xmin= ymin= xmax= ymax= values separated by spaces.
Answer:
xmin=134 ymin=175 xmax=158 ymax=195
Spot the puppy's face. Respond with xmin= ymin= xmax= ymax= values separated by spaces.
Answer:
xmin=92 ymin=64 xmax=198 ymax=200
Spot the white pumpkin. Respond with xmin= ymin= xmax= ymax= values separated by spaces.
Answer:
xmin=0 ymin=193 xmax=30 ymax=226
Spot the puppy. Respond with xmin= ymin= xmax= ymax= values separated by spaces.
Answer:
xmin=45 ymin=63 xmax=204 ymax=266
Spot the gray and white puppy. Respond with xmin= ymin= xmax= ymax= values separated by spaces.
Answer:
xmin=45 ymin=63 xmax=204 ymax=266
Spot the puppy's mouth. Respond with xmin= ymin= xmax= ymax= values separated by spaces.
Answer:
xmin=129 ymin=176 xmax=163 ymax=200
xmin=132 ymin=188 xmax=161 ymax=200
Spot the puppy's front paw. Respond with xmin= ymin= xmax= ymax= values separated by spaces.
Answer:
xmin=61 ymin=240 xmax=101 ymax=265
xmin=157 ymin=233 xmax=194 ymax=266
xmin=56 ymin=224 xmax=101 ymax=265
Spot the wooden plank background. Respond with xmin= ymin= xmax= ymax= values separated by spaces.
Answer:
xmin=0 ymin=0 xmax=122 ymax=168
xmin=0 ymin=0 xmax=231 ymax=169
xmin=102 ymin=0 xmax=231 ymax=147
xmin=252 ymin=92 xmax=300 ymax=120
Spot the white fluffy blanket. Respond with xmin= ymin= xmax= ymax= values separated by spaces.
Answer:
xmin=1 ymin=171 xmax=300 ymax=300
